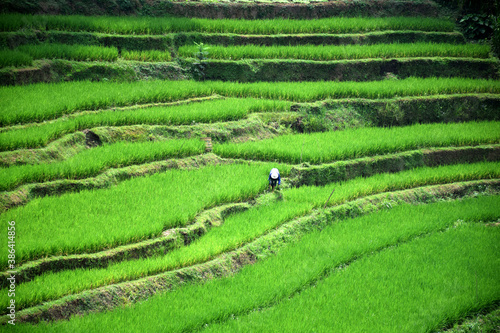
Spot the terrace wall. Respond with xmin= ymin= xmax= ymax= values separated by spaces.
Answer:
xmin=2 ymin=57 xmax=496 ymax=86
xmin=0 ymin=31 xmax=466 ymax=50
xmin=302 ymin=95 xmax=500 ymax=127
xmin=198 ymin=58 xmax=499 ymax=82
xmin=0 ymin=59 xmax=186 ymax=85
xmin=289 ymin=145 xmax=500 ymax=187
xmin=0 ymin=0 xmax=441 ymax=18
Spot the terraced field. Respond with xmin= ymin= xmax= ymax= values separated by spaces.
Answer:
xmin=0 ymin=0 xmax=499 ymax=332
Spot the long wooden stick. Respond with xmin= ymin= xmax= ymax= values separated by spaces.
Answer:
xmin=323 ymin=188 xmax=335 ymax=209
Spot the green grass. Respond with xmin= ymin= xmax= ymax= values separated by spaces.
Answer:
xmin=121 ymin=49 xmax=172 ymax=62
xmin=283 ymin=162 xmax=500 ymax=207
xmin=440 ymin=308 xmax=500 ymax=333
xmin=2 ymin=46 xmax=170 ymax=68
xmin=5 ymin=162 xmax=500 ymax=310
xmin=17 ymin=43 xmax=118 ymax=62
xmin=205 ymin=223 xmax=500 ymax=333
xmin=0 ymin=98 xmax=291 ymax=151
xmin=0 ymin=162 xmax=291 ymax=268
xmin=3 ymin=202 xmax=313 ymax=310
xmin=0 ymin=49 xmax=33 ymax=68
xmin=0 ymin=14 xmax=455 ymax=35
xmin=0 ymin=139 xmax=206 ymax=191
xmin=2 ymin=78 xmax=500 ymax=126
xmin=13 ymin=195 xmax=500 ymax=332
xmin=214 ymin=121 xmax=500 ymax=164
xmin=11 ymin=44 xmax=171 ymax=63
xmin=179 ymin=43 xmax=491 ymax=60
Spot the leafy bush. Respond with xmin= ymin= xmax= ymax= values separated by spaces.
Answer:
xmin=435 ymin=0 xmax=500 ymax=15
xmin=460 ymin=14 xmax=496 ymax=40
xmin=493 ymin=17 xmax=500 ymax=56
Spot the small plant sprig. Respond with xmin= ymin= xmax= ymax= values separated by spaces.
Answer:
xmin=192 ymin=42 xmax=209 ymax=81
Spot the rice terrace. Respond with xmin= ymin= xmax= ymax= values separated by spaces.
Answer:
xmin=0 ymin=0 xmax=500 ymax=331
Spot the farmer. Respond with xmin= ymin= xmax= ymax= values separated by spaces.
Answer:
xmin=268 ymin=168 xmax=281 ymax=192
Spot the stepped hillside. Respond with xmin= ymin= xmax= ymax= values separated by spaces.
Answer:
xmin=0 ymin=1 xmax=499 ymax=332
